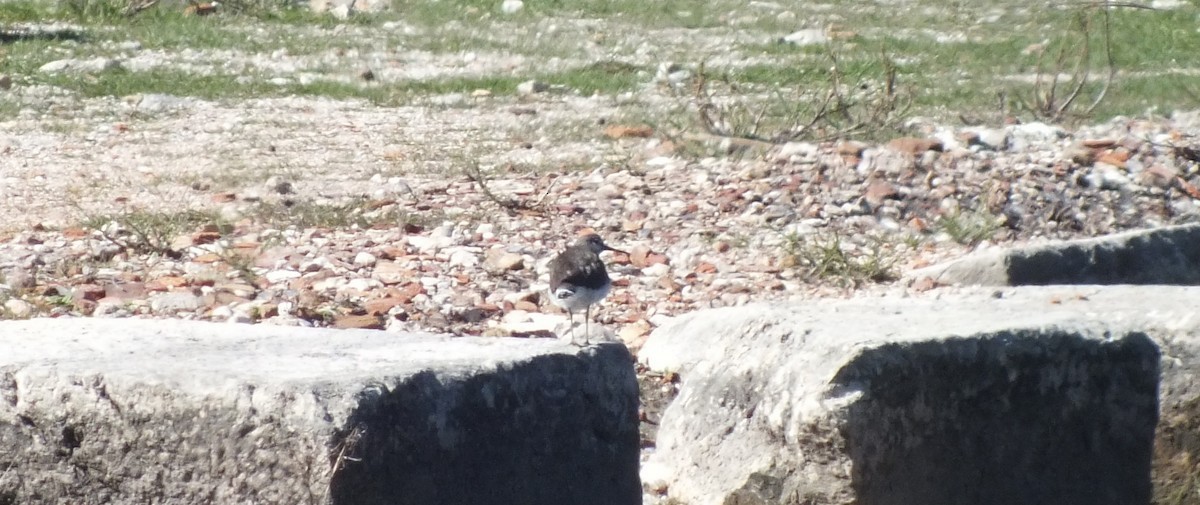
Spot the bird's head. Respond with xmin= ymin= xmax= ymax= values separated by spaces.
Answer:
xmin=577 ymin=234 xmax=625 ymax=255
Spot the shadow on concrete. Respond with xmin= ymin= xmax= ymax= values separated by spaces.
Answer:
xmin=328 ymin=343 xmax=641 ymax=505
xmin=832 ymin=330 xmax=1160 ymax=505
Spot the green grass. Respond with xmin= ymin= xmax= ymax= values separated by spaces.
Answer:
xmin=82 ymin=208 xmax=229 ymax=257
xmin=15 ymin=61 xmax=644 ymax=104
xmin=727 ymin=5 xmax=1200 ymax=125
xmin=390 ymin=0 xmax=722 ymax=28
xmin=0 ymin=0 xmax=55 ymax=21
xmin=781 ymin=232 xmax=900 ymax=286
xmin=937 ymin=208 xmax=1003 ymax=246
xmin=1 ymin=0 xmax=1198 ymax=129
xmin=245 ymin=199 xmax=428 ymax=229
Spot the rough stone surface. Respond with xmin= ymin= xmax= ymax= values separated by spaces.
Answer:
xmin=638 ymin=286 xmax=1200 ymax=505
xmin=0 ymin=318 xmax=640 ymax=505
xmin=912 ymin=224 xmax=1200 ymax=286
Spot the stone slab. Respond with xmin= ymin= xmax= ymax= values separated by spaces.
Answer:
xmin=0 ymin=318 xmax=640 ymax=505
xmin=910 ymin=224 xmax=1200 ymax=286
xmin=640 ymin=286 xmax=1200 ymax=505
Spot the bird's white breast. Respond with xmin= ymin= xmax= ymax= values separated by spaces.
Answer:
xmin=551 ymin=284 xmax=611 ymax=312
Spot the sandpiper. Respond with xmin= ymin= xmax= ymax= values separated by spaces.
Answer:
xmin=548 ymin=234 xmax=625 ymax=345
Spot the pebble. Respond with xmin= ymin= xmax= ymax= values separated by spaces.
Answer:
xmin=500 ymin=0 xmax=523 ymax=14
xmin=780 ymin=29 xmax=828 ymax=46
xmin=265 ymin=269 xmax=302 ymax=284
xmin=517 ymin=80 xmax=549 ymax=95
xmin=4 ymin=299 xmax=32 ymax=318
xmin=353 ymin=251 xmax=378 ymax=267
xmin=484 ymin=248 xmax=525 ymax=273
xmin=149 ymin=291 xmax=205 ymax=312
xmin=448 ymin=248 xmax=481 ymax=268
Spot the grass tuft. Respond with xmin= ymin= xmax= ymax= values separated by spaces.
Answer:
xmin=781 ymin=232 xmax=899 ymax=286
xmin=936 ymin=209 xmax=1002 ymax=246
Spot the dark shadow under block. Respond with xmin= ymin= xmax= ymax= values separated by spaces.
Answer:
xmin=833 ymin=331 xmax=1160 ymax=505
xmin=329 ymin=343 xmax=641 ymax=505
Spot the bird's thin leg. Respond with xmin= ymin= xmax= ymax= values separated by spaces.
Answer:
xmin=584 ymin=305 xmax=591 ymax=345
xmin=568 ymin=311 xmax=575 ymax=343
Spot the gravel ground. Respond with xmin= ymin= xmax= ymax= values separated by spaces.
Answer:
xmin=3 ymin=88 xmax=1199 ymax=342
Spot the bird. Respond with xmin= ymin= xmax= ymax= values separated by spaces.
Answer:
xmin=548 ymin=234 xmax=625 ymax=345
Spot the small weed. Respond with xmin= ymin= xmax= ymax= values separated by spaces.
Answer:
xmin=245 ymin=198 xmax=423 ymax=230
xmin=0 ymin=0 xmax=56 ymax=22
xmin=82 ymin=208 xmax=229 ymax=258
xmin=1011 ymin=5 xmax=1120 ymax=123
xmin=553 ymin=61 xmax=646 ymax=95
xmin=44 ymin=293 xmax=75 ymax=309
xmin=461 ymin=162 xmax=555 ymax=215
xmin=689 ymin=45 xmax=914 ymax=144
xmin=60 ymin=0 xmax=133 ymax=22
xmin=781 ymin=232 xmax=899 ymax=286
xmin=936 ymin=209 xmax=1001 ymax=246
xmin=213 ymin=241 xmax=262 ymax=285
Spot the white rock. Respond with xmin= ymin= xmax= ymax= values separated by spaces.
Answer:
xmin=353 ymin=251 xmax=378 ymax=268
xmin=640 ymin=461 xmax=672 ymax=494
xmin=645 ymin=156 xmax=675 ymax=167
xmin=227 ymin=313 xmax=255 ymax=324
xmin=776 ymin=142 xmax=819 ymax=160
xmin=264 ymin=269 xmax=302 ymax=284
xmin=407 ymin=235 xmax=453 ymax=254
xmin=132 ymin=94 xmax=191 ymax=113
xmin=965 ymin=127 xmax=1011 ymax=151
xmin=1151 ymin=0 xmax=1186 ymax=8
xmin=4 ymin=299 xmax=32 ymax=318
xmin=93 ymin=299 xmax=124 ymax=316
xmin=79 ymin=57 xmax=123 ymax=73
xmin=642 ymin=263 xmax=670 ymax=277
xmin=448 ymin=249 xmax=480 ymax=268
xmin=38 ymin=60 xmax=72 ymax=73
xmin=1007 ymin=122 xmax=1066 ymax=144
xmin=499 ymin=310 xmax=561 ymax=334
xmin=781 ymin=29 xmax=827 ymax=46
xmin=345 ymin=278 xmax=382 ymax=293
xmin=210 ymin=305 xmax=234 ymax=320
xmin=476 ymin=223 xmax=496 ymax=239
xmin=149 ymin=292 xmax=204 ymax=313
xmin=330 ymin=3 xmax=351 ymax=19
xmin=500 ymin=0 xmax=523 ymax=13
xmin=299 ymin=259 xmax=326 ymax=273
xmin=517 ymin=80 xmax=549 ymax=95
xmin=429 ymin=93 xmax=467 ymax=106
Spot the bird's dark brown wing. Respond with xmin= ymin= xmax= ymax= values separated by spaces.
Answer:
xmin=549 ymin=247 xmax=608 ymax=291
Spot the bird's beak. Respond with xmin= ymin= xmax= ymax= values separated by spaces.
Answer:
xmin=604 ymin=245 xmax=628 ymax=256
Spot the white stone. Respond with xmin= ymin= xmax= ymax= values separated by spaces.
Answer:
xmin=38 ymin=60 xmax=72 ymax=73
xmin=447 ymin=249 xmax=480 ymax=268
xmin=516 ymin=80 xmax=549 ymax=95
xmin=407 ymin=235 xmax=453 ymax=254
xmin=353 ymin=251 xmax=378 ymax=268
xmin=264 ymin=269 xmax=302 ymax=284
xmin=500 ymin=0 xmax=523 ymax=13
xmin=210 ymin=305 xmax=234 ymax=320
xmin=148 ymin=292 xmax=204 ymax=313
xmin=781 ymin=29 xmax=827 ymax=46
xmin=344 ymin=278 xmax=382 ymax=293
xmin=641 ymin=263 xmax=670 ymax=277
xmin=330 ymin=3 xmax=351 ymax=19
xmin=3 ymin=299 xmax=32 ymax=318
